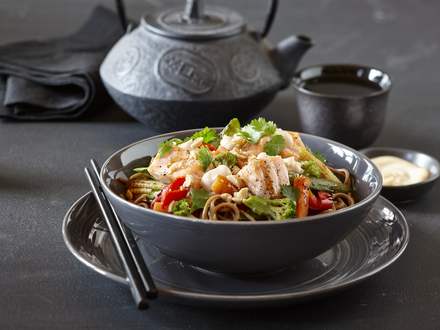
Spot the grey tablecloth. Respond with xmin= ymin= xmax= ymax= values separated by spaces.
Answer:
xmin=0 ymin=6 xmax=123 ymax=120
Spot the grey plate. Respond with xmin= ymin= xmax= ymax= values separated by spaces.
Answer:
xmin=62 ymin=192 xmax=409 ymax=308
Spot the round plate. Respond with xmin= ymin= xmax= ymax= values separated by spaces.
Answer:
xmin=62 ymin=193 xmax=409 ymax=308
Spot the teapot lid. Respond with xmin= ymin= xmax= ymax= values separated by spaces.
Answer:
xmin=142 ymin=0 xmax=245 ymax=40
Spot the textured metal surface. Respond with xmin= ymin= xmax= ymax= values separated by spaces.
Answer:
xmin=63 ymin=193 xmax=408 ymax=307
xmin=100 ymin=6 xmax=312 ymax=130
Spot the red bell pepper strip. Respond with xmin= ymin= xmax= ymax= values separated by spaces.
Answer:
xmin=203 ymin=143 xmax=217 ymax=151
xmin=162 ymin=189 xmax=188 ymax=208
xmin=155 ymin=177 xmax=189 ymax=210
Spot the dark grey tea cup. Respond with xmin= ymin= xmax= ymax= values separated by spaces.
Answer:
xmin=293 ymin=64 xmax=392 ymax=149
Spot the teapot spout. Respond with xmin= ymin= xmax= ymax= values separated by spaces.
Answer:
xmin=272 ymin=35 xmax=313 ymax=87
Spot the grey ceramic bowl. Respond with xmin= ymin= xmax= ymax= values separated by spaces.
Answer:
xmin=293 ymin=64 xmax=392 ymax=149
xmin=361 ymin=147 xmax=439 ymax=203
xmin=100 ymin=130 xmax=382 ymax=274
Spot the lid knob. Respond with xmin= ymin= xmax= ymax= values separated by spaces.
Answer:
xmin=183 ymin=0 xmax=205 ymax=21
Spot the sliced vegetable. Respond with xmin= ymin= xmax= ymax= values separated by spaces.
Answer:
xmin=238 ymin=117 xmax=277 ymax=144
xmin=243 ymin=195 xmax=295 ymax=220
xmin=162 ymin=189 xmax=188 ymax=208
xmin=310 ymin=178 xmax=350 ymax=193
xmin=290 ymin=133 xmax=340 ymax=183
xmin=168 ymin=177 xmax=186 ymax=190
xmin=133 ymin=167 xmax=150 ymax=173
xmin=293 ymin=176 xmax=311 ymax=218
xmin=160 ymin=177 xmax=188 ymax=208
xmin=190 ymin=127 xmax=220 ymax=147
xmin=171 ymin=199 xmax=191 ymax=216
xmin=197 ymin=147 xmax=213 ymax=171
xmin=309 ymin=191 xmax=333 ymax=211
xmin=203 ymin=143 xmax=217 ymax=151
xmin=313 ymin=151 xmax=326 ymax=163
xmin=211 ymin=175 xmax=237 ymax=194
xmin=281 ymin=185 xmax=299 ymax=203
xmin=213 ymin=152 xmax=237 ymax=168
xmin=302 ymin=160 xmax=321 ymax=178
xmin=264 ymin=134 xmax=285 ymax=156
xmin=152 ymin=202 xmax=166 ymax=212
xmin=128 ymin=180 xmax=165 ymax=200
xmin=190 ymin=188 xmax=210 ymax=213
xmin=221 ymin=118 xmax=241 ymax=136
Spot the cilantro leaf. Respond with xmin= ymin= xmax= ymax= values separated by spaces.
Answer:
xmin=238 ymin=117 xmax=277 ymax=144
xmin=264 ymin=135 xmax=285 ymax=156
xmin=190 ymin=127 xmax=220 ymax=147
xmin=197 ymin=147 xmax=213 ymax=171
xmin=158 ymin=138 xmax=182 ymax=157
xmin=281 ymin=185 xmax=299 ymax=203
xmin=213 ymin=152 xmax=237 ymax=168
xmin=190 ymin=188 xmax=210 ymax=213
xmin=302 ymin=160 xmax=321 ymax=178
xmin=221 ymin=118 xmax=241 ymax=136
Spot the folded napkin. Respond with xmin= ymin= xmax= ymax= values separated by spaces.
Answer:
xmin=0 ymin=6 xmax=124 ymax=120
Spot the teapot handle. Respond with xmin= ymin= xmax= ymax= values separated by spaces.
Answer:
xmin=114 ymin=0 xmax=278 ymax=37
xmin=115 ymin=0 xmax=128 ymax=31
xmin=260 ymin=0 xmax=279 ymax=38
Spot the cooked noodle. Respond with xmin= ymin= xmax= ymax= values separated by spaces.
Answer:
xmin=202 ymin=195 xmax=240 ymax=221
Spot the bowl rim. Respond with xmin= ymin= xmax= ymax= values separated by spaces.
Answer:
xmin=360 ymin=146 xmax=440 ymax=189
xmin=100 ymin=129 xmax=383 ymax=226
xmin=292 ymin=63 xmax=392 ymax=100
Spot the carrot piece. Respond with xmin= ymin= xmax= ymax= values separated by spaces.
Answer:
xmin=294 ymin=176 xmax=311 ymax=218
xmin=211 ymin=175 xmax=237 ymax=194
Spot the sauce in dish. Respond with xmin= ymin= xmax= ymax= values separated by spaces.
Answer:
xmin=371 ymin=155 xmax=429 ymax=186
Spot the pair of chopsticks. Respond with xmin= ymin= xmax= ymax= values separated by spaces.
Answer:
xmin=84 ymin=159 xmax=157 ymax=309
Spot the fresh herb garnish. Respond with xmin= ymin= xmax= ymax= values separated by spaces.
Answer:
xmin=302 ymin=160 xmax=321 ymax=178
xmin=197 ymin=147 xmax=213 ymax=171
xmin=221 ymin=118 xmax=241 ymax=136
xmin=158 ymin=138 xmax=183 ymax=157
xmin=264 ymin=134 xmax=285 ymax=156
xmin=281 ymin=185 xmax=299 ymax=203
xmin=190 ymin=188 xmax=210 ymax=213
xmin=190 ymin=127 xmax=220 ymax=147
xmin=213 ymin=152 xmax=237 ymax=168
xmin=238 ymin=117 xmax=277 ymax=144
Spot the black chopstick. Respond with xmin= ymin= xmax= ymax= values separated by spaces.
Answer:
xmin=84 ymin=160 xmax=157 ymax=309
xmin=89 ymin=159 xmax=158 ymax=298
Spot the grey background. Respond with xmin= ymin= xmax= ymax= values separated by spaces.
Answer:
xmin=1 ymin=0 xmax=439 ymax=329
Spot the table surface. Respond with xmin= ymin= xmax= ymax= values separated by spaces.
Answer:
xmin=1 ymin=0 xmax=440 ymax=329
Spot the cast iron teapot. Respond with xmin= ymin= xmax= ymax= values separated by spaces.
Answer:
xmin=100 ymin=0 xmax=312 ymax=131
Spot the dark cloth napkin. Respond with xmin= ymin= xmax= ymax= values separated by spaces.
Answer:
xmin=0 ymin=6 xmax=124 ymax=120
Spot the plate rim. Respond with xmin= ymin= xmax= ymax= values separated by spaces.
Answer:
xmin=62 ymin=193 xmax=409 ymax=303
